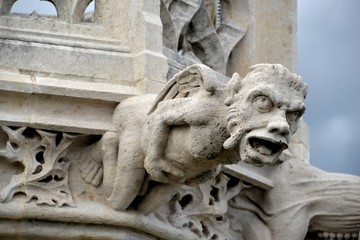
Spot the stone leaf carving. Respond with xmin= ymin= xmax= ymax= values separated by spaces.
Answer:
xmin=161 ymin=0 xmax=248 ymax=74
xmin=80 ymin=63 xmax=308 ymax=215
xmin=150 ymin=172 xmax=242 ymax=240
xmin=161 ymin=0 xmax=202 ymax=50
xmin=0 ymin=126 xmax=75 ymax=206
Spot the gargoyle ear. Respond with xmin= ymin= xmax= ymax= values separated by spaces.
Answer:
xmin=224 ymin=72 xmax=241 ymax=106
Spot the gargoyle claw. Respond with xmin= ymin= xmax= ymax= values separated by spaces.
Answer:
xmin=144 ymin=157 xmax=185 ymax=183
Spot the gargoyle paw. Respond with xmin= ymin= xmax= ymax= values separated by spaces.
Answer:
xmin=80 ymin=157 xmax=103 ymax=186
xmin=144 ymin=157 xmax=185 ymax=184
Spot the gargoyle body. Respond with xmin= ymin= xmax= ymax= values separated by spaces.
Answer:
xmin=80 ymin=64 xmax=308 ymax=213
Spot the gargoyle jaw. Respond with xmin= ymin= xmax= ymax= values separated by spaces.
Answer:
xmin=242 ymin=136 xmax=288 ymax=166
xmin=249 ymin=137 xmax=288 ymax=156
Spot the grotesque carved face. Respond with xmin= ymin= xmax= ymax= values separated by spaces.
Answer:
xmin=224 ymin=64 xmax=308 ymax=166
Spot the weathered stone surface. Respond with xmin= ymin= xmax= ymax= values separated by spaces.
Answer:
xmin=0 ymin=0 xmax=168 ymax=93
xmin=1 ymin=0 xmax=359 ymax=239
xmin=228 ymin=159 xmax=360 ymax=240
xmin=161 ymin=0 xmax=249 ymax=77
xmin=77 ymin=63 xmax=307 ymax=217
xmin=228 ymin=0 xmax=297 ymax=77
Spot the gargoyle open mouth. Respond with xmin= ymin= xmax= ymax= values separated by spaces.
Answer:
xmin=248 ymin=137 xmax=288 ymax=157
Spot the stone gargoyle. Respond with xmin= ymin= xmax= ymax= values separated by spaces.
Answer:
xmin=79 ymin=63 xmax=308 ymax=214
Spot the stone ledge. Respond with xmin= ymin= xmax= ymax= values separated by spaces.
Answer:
xmin=0 ymin=25 xmax=131 ymax=53
xmin=0 ymin=39 xmax=135 ymax=82
xmin=0 ymin=71 xmax=142 ymax=134
xmin=0 ymin=220 xmax=156 ymax=240
xmin=223 ymin=163 xmax=274 ymax=190
xmin=0 ymin=90 xmax=117 ymax=134
xmin=0 ymin=201 xmax=197 ymax=240
xmin=0 ymin=71 xmax=140 ymax=102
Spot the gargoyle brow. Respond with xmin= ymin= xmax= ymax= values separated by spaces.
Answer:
xmin=246 ymin=87 xmax=275 ymax=102
xmin=288 ymin=102 xmax=306 ymax=113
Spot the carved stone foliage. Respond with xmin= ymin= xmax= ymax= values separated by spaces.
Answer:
xmin=0 ymin=126 xmax=76 ymax=206
xmin=150 ymin=172 xmax=242 ymax=240
xmin=161 ymin=0 xmax=250 ymax=75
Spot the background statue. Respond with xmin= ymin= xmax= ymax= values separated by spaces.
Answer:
xmin=79 ymin=63 xmax=308 ymax=214
xmin=229 ymin=145 xmax=360 ymax=240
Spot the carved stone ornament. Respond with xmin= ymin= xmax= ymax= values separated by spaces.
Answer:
xmin=160 ymin=0 xmax=249 ymax=75
xmin=1 ymin=64 xmax=360 ymax=240
xmin=78 ymin=63 xmax=308 ymax=215
xmin=0 ymin=126 xmax=76 ymax=206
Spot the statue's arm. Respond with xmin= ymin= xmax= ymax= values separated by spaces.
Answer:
xmin=145 ymin=97 xmax=211 ymax=183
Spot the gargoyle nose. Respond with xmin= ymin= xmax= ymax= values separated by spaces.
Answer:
xmin=267 ymin=121 xmax=290 ymax=137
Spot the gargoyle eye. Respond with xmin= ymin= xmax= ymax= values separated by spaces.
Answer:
xmin=253 ymin=96 xmax=273 ymax=113
xmin=286 ymin=111 xmax=301 ymax=123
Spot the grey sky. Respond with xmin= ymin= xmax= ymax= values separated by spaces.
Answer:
xmin=298 ymin=1 xmax=360 ymax=174
xmin=11 ymin=0 xmax=57 ymax=15
xmin=10 ymin=0 xmax=94 ymax=15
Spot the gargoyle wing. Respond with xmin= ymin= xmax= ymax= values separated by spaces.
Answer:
xmin=148 ymin=64 xmax=226 ymax=114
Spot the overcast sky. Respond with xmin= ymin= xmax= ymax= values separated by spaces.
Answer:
xmin=298 ymin=1 xmax=360 ymax=175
